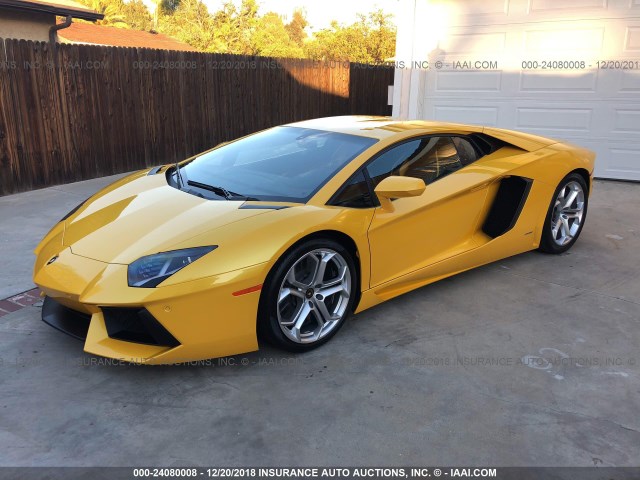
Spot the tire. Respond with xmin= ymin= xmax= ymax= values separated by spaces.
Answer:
xmin=258 ymin=238 xmax=357 ymax=352
xmin=538 ymin=172 xmax=588 ymax=254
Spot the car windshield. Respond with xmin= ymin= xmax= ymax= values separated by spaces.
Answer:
xmin=178 ymin=126 xmax=377 ymax=202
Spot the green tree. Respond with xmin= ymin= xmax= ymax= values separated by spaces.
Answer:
xmin=365 ymin=9 xmax=396 ymax=63
xmin=305 ymin=9 xmax=396 ymax=63
xmin=207 ymin=0 xmax=260 ymax=54
xmin=154 ymin=0 xmax=180 ymax=29
xmin=77 ymin=0 xmax=126 ymax=26
xmin=102 ymin=0 xmax=396 ymax=62
xmin=158 ymin=0 xmax=216 ymax=51
xmin=159 ymin=0 xmax=180 ymax=13
xmin=250 ymin=12 xmax=303 ymax=58
xmin=77 ymin=0 xmax=152 ymax=29
xmin=285 ymin=8 xmax=308 ymax=47
xmin=120 ymin=0 xmax=153 ymax=31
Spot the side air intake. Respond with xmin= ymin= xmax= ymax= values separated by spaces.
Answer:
xmin=482 ymin=176 xmax=532 ymax=238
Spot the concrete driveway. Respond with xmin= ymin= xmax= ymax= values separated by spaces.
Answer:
xmin=0 ymin=177 xmax=638 ymax=467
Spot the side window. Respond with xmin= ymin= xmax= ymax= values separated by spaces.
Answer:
xmin=452 ymin=137 xmax=479 ymax=166
xmin=329 ymin=170 xmax=374 ymax=208
xmin=366 ymin=140 xmax=422 ymax=187
xmin=366 ymin=137 xmax=463 ymax=187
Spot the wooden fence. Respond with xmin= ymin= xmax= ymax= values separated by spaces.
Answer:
xmin=0 ymin=38 xmax=394 ymax=196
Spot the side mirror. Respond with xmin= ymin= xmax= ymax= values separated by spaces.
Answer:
xmin=374 ymin=176 xmax=426 ymax=211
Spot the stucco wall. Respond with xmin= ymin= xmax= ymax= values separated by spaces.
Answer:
xmin=0 ymin=10 xmax=54 ymax=42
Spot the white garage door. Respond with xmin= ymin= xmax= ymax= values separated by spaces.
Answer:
xmin=393 ymin=0 xmax=640 ymax=180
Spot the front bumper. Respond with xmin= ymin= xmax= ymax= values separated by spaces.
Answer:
xmin=34 ymin=246 xmax=267 ymax=364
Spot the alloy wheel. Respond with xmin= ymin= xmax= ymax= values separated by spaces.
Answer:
xmin=276 ymin=249 xmax=351 ymax=344
xmin=551 ymin=180 xmax=585 ymax=246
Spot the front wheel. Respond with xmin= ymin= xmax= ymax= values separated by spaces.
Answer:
xmin=538 ymin=172 xmax=588 ymax=254
xmin=258 ymin=239 xmax=357 ymax=352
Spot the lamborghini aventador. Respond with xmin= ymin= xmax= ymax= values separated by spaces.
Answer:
xmin=33 ymin=116 xmax=595 ymax=363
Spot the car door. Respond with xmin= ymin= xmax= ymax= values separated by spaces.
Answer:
xmin=365 ymin=136 xmax=491 ymax=287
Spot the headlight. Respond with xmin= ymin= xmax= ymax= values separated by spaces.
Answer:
xmin=127 ymin=246 xmax=217 ymax=288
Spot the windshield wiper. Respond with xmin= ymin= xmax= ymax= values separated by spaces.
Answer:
xmin=187 ymin=180 xmax=230 ymax=198
xmin=174 ymin=163 xmax=184 ymax=189
xmin=186 ymin=180 xmax=259 ymax=201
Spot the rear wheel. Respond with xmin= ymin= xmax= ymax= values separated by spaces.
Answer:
xmin=259 ymin=239 xmax=357 ymax=352
xmin=538 ymin=173 xmax=588 ymax=254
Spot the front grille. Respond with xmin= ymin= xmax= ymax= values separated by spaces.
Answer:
xmin=101 ymin=307 xmax=180 ymax=347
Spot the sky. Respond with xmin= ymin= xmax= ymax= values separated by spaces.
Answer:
xmin=144 ymin=0 xmax=400 ymax=30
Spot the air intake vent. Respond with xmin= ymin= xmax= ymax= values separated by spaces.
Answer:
xmin=42 ymin=296 xmax=91 ymax=340
xmin=482 ymin=176 xmax=532 ymax=238
xmin=102 ymin=307 xmax=180 ymax=347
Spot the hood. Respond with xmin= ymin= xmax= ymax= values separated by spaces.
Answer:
xmin=63 ymin=173 xmax=272 ymax=264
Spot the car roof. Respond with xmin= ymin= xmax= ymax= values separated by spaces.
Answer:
xmin=285 ymin=116 xmax=484 ymax=140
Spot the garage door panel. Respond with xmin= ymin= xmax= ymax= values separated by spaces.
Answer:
xmin=599 ymin=103 xmax=640 ymax=140
xmin=605 ymin=145 xmax=640 ymax=180
xmin=441 ymin=32 xmax=507 ymax=54
xmin=528 ymin=0 xmax=607 ymax=11
xmin=434 ymin=71 xmax=503 ymax=92
xmin=509 ymin=102 xmax=639 ymax=140
xmin=465 ymin=0 xmax=510 ymax=15
xmin=452 ymin=0 xmax=513 ymax=26
xmin=516 ymin=107 xmax=593 ymax=133
xmin=452 ymin=0 xmax=635 ymax=25
xmin=514 ymin=70 xmax=636 ymax=99
xmin=519 ymin=71 xmax=598 ymax=92
xmin=524 ymin=0 xmax=632 ymax=20
xmin=426 ymin=99 xmax=565 ymax=131
xmin=430 ymin=71 xmax=614 ymax=99
xmin=619 ymin=70 xmax=640 ymax=93
xmin=427 ymin=100 xmax=636 ymax=134
xmin=433 ymin=106 xmax=500 ymax=126
xmin=613 ymin=110 xmax=640 ymax=134
xmin=625 ymin=27 xmax=640 ymax=51
xmin=524 ymin=27 xmax=604 ymax=54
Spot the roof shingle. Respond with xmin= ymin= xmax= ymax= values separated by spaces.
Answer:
xmin=59 ymin=22 xmax=196 ymax=51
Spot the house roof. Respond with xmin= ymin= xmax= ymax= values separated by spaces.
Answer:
xmin=58 ymin=22 xmax=196 ymax=51
xmin=0 ymin=0 xmax=103 ymax=21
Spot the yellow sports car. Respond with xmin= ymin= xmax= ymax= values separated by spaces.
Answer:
xmin=33 ymin=116 xmax=595 ymax=364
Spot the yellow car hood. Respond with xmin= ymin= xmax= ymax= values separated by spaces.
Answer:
xmin=63 ymin=174 xmax=272 ymax=264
